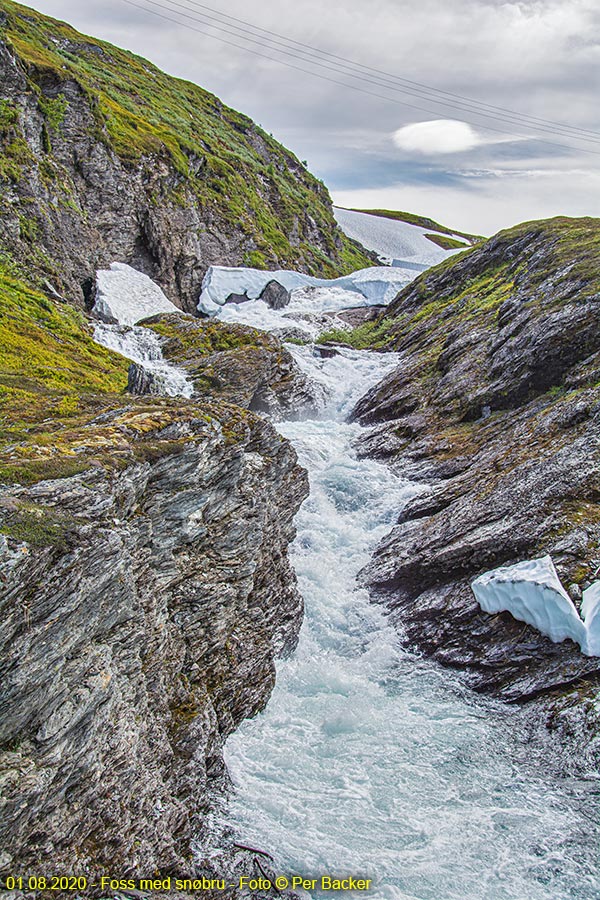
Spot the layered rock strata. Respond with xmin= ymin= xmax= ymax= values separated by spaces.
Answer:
xmin=0 ymin=398 xmax=308 ymax=884
xmin=351 ymin=218 xmax=600 ymax=758
xmin=132 ymin=313 xmax=327 ymax=417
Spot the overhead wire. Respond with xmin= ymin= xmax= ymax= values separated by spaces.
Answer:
xmin=158 ymin=0 xmax=600 ymax=143
xmin=119 ymin=0 xmax=600 ymax=156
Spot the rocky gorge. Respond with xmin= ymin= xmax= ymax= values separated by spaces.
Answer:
xmin=0 ymin=397 xmax=309 ymax=883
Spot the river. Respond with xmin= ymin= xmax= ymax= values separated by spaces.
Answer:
xmin=219 ymin=324 xmax=600 ymax=900
xmin=93 ymin=284 xmax=600 ymax=900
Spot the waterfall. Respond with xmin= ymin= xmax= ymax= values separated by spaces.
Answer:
xmin=93 ymin=323 xmax=194 ymax=399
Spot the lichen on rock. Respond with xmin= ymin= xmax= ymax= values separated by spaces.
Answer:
xmin=0 ymin=398 xmax=309 ymax=882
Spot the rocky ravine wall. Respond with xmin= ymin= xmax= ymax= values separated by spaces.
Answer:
xmin=351 ymin=218 xmax=600 ymax=767
xmin=0 ymin=399 xmax=308 ymax=885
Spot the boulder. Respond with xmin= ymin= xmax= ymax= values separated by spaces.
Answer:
xmin=224 ymin=292 xmax=251 ymax=304
xmin=259 ymin=280 xmax=291 ymax=310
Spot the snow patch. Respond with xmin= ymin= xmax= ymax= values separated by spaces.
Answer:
xmin=198 ymin=265 xmax=414 ymax=317
xmin=333 ymin=207 xmax=465 ymax=267
xmin=93 ymin=262 xmax=179 ymax=326
xmin=472 ymin=555 xmax=600 ymax=656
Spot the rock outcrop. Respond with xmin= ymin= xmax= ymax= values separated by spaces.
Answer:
xmin=351 ymin=217 xmax=600 ymax=756
xmin=258 ymin=281 xmax=291 ymax=310
xmin=0 ymin=0 xmax=372 ymax=314
xmin=0 ymin=397 xmax=309 ymax=884
xmin=136 ymin=313 xmax=327 ymax=417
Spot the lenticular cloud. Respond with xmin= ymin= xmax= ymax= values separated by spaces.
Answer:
xmin=393 ymin=119 xmax=482 ymax=154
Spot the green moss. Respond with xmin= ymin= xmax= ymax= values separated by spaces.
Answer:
xmin=317 ymin=319 xmax=392 ymax=350
xmin=0 ymin=260 xmax=129 ymax=448
xmin=0 ymin=98 xmax=18 ymax=130
xmin=0 ymin=504 xmax=77 ymax=547
xmin=39 ymin=93 xmax=68 ymax=132
xmin=244 ymin=250 xmax=268 ymax=269
xmin=424 ymin=233 xmax=469 ymax=250
xmin=144 ymin=316 xmax=270 ymax=362
xmin=18 ymin=214 xmax=39 ymax=242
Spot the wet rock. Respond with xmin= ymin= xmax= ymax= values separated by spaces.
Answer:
xmin=353 ymin=217 xmax=600 ymax=755
xmin=140 ymin=313 xmax=329 ymax=417
xmin=271 ymin=326 xmax=311 ymax=343
xmin=569 ymin=583 xmax=583 ymax=603
xmin=224 ymin=292 xmax=251 ymax=304
xmin=127 ymin=361 xmax=157 ymax=394
xmin=258 ymin=280 xmax=291 ymax=310
xmin=313 ymin=344 xmax=340 ymax=359
xmin=324 ymin=304 xmax=386 ymax=327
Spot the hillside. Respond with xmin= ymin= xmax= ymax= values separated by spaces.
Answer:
xmin=347 ymin=217 xmax=600 ymax=720
xmin=350 ymin=208 xmax=485 ymax=249
xmin=0 ymin=0 xmax=373 ymax=313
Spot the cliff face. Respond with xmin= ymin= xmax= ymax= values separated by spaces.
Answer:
xmin=351 ymin=218 xmax=600 ymax=753
xmin=0 ymin=398 xmax=308 ymax=880
xmin=0 ymin=0 xmax=372 ymax=314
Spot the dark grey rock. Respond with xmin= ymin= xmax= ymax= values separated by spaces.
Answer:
xmin=224 ymin=292 xmax=251 ymax=305
xmin=324 ymin=304 xmax=386 ymax=327
xmin=352 ymin=218 xmax=600 ymax=760
xmin=259 ymin=280 xmax=291 ymax=310
xmin=127 ymin=362 xmax=156 ymax=395
xmin=313 ymin=344 xmax=340 ymax=359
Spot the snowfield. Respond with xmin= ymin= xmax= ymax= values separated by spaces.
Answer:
xmin=334 ymin=207 xmax=466 ymax=266
xmin=198 ymin=265 xmax=417 ymax=316
xmin=472 ymin=555 xmax=600 ymax=656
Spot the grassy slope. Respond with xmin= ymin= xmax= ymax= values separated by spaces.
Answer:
xmin=0 ymin=256 xmax=132 ymax=482
xmin=0 ymin=0 xmax=372 ymax=276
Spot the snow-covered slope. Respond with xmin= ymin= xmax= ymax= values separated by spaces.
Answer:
xmin=472 ymin=555 xmax=600 ymax=656
xmin=334 ymin=207 xmax=465 ymax=267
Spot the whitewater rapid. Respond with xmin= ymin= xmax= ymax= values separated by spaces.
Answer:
xmin=93 ymin=322 xmax=193 ymax=398
xmin=220 ymin=340 xmax=600 ymax=900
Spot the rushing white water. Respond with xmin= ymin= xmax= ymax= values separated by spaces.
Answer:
xmin=94 ymin=322 xmax=194 ymax=398
xmin=218 ymin=310 xmax=600 ymax=898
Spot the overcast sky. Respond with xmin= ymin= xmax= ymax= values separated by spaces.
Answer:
xmin=24 ymin=0 xmax=600 ymax=235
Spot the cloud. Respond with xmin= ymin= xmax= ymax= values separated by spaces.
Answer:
xmin=26 ymin=0 xmax=600 ymax=234
xmin=392 ymin=120 xmax=511 ymax=155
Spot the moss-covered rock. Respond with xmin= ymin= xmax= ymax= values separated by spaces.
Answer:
xmin=140 ymin=313 xmax=327 ymax=417
xmin=352 ymin=217 xmax=600 ymax=732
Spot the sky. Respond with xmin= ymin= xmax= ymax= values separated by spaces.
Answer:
xmin=22 ymin=0 xmax=600 ymax=235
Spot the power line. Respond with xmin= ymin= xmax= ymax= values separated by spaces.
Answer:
xmin=135 ymin=0 xmax=600 ymax=145
xmin=119 ymin=0 xmax=600 ymax=156
xmin=164 ymin=0 xmax=600 ymax=143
